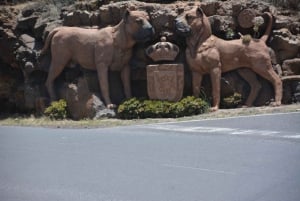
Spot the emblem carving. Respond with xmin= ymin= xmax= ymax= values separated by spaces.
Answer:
xmin=147 ymin=64 xmax=184 ymax=102
xmin=146 ymin=36 xmax=184 ymax=102
xmin=146 ymin=36 xmax=180 ymax=62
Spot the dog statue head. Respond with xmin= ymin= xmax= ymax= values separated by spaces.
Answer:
xmin=124 ymin=9 xmax=155 ymax=42
xmin=175 ymin=6 xmax=211 ymax=38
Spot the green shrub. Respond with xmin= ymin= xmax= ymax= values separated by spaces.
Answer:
xmin=117 ymin=96 xmax=209 ymax=119
xmin=44 ymin=99 xmax=68 ymax=120
xmin=116 ymin=97 xmax=144 ymax=119
xmin=220 ymin=93 xmax=242 ymax=109
xmin=170 ymin=96 xmax=209 ymax=117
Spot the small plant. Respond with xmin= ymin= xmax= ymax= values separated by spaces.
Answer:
xmin=44 ymin=99 xmax=68 ymax=120
xmin=117 ymin=96 xmax=209 ymax=119
xmin=252 ymin=16 xmax=264 ymax=38
xmin=220 ymin=93 xmax=242 ymax=109
xmin=143 ymin=100 xmax=171 ymax=118
xmin=171 ymin=96 xmax=209 ymax=117
xmin=117 ymin=98 xmax=144 ymax=119
xmin=225 ymin=28 xmax=235 ymax=40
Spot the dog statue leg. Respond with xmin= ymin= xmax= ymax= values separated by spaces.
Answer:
xmin=267 ymin=69 xmax=282 ymax=107
xmin=45 ymin=75 xmax=57 ymax=101
xmin=121 ymin=65 xmax=132 ymax=99
xmin=45 ymin=60 xmax=68 ymax=101
xmin=265 ymin=72 xmax=282 ymax=106
xmin=237 ymin=69 xmax=262 ymax=107
xmin=252 ymin=65 xmax=282 ymax=107
xmin=97 ymin=63 xmax=115 ymax=109
xmin=210 ymin=66 xmax=221 ymax=111
xmin=192 ymin=71 xmax=203 ymax=97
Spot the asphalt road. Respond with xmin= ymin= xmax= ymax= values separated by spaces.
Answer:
xmin=0 ymin=112 xmax=300 ymax=201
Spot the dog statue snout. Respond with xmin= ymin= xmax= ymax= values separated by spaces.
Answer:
xmin=134 ymin=23 xmax=155 ymax=42
xmin=174 ymin=17 xmax=191 ymax=36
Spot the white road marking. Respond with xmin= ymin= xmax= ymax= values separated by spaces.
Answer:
xmin=282 ymin=135 xmax=300 ymax=139
xmin=162 ymin=164 xmax=236 ymax=175
xmin=143 ymin=125 xmax=299 ymax=140
xmin=146 ymin=111 xmax=300 ymax=125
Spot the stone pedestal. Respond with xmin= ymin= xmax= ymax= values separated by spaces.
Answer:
xmin=147 ymin=64 xmax=184 ymax=102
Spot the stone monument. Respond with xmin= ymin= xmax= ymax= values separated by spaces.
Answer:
xmin=146 ymin=37 xmax=184 ymax=102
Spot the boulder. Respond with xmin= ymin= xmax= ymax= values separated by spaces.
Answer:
xmin=289 ymin=22 xmax=300 ymax=35
xmin=99 ymin=6 xmax=113 ymax=26
xmin=270 ymin=28 xmax=300 ymax=63
xmin=42 ymin=21 xmax=61 ymax=41
xmin=282 ymin=58 xmax=300 ymax=76
xmin=23 ymin=83 xmax=39 ymax=110
xmin=90 ymin=12 xmax=100 ymax=26
xmin=294 ymin=81 xmax=300 ymax=102
xmin=16 ymin=15 xmax=38 ymax=31
xmin=34 ymin=21 xmax=47 ymax=39
xmin=15 ymin=46 xmax=38 ymax=71
xmin=231 ymin=1 xmax=271 ymax=17
xmin=149 ymin=7 xmax=177 ymax=36
xmin=0 ymin=6 xmax=19 ymax=29
xmin=110 ymin=4 xmax=123 ymax=25
xmin=282 ymin=79 xmax=300 ymax=104
xmin=275 ymin=15 xmax=293 ymax=30
xmin=16 ymin=2 xmax=60 ymax=33
xmin=19 ymin=34 xmax=35 ymax=49
xmin=0 ymin=73 xmax=16 ymax=99
xmin=0 ymin=28 xmax=19 ymax=68
xmin=60 ymin=78 xmax=115 ymax=120
xmin=33 ymin=4 xmax=60 ymax=39
xmin=209 ymin=15 xmax=236 ymax=38
xmin=63 ymin=10 xmax=91 ymax=26
xmin=21 ymin=3 xmax=35 ymax=17
xmin=79 ymin=10 xmax=91 ymax=26
xmin=63 ymin=11 xmax=80 ymax=26
xmin=201 ymin=1 xmax=220 ymax=16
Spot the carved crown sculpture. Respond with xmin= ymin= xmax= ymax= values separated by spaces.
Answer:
xmin=146 ymin=36 xmax=180 ymax=62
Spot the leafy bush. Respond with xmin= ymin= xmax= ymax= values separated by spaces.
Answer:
xmin=220 ymin=93 xmax=242 ymax=109
xmin=143 ymin=100 xmax=171 ymax=118
xmin=44 ymin=99 xmax=68 ymax=120
xmin=170 ymin=96 xmax=209 ymax=117
xmin=117 ymin=96 xmax=209 ymax=119
xmin=116 ymin=98 xmax=144 ymax=119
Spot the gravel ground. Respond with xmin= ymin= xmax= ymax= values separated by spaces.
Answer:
xmin=0 ymin=104 xmax=299 ymax=128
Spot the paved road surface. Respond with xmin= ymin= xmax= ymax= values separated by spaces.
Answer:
xmin=0 ymin=112 xmax=300 ymax=201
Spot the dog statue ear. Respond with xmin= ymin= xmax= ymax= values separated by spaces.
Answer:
xmin=196 ymin=6 xmax=204 ymax=17
xmin=123 ymin=9 xmax=130 ymax=23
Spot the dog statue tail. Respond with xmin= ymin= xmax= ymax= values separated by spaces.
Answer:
xmin=40 ymin=28 xmax=60 ymax=55
xmin=260 ymin=12 xmax=273 ymax=43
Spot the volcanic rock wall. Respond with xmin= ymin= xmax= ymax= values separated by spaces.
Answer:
xmin=0 ymin=0 xmax=299 ymax=118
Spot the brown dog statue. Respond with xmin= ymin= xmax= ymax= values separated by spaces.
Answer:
xmin=175 ymin=7 xmax=282 ymax=111
xmin=41 ymin=9 xmax=154 ymax=108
